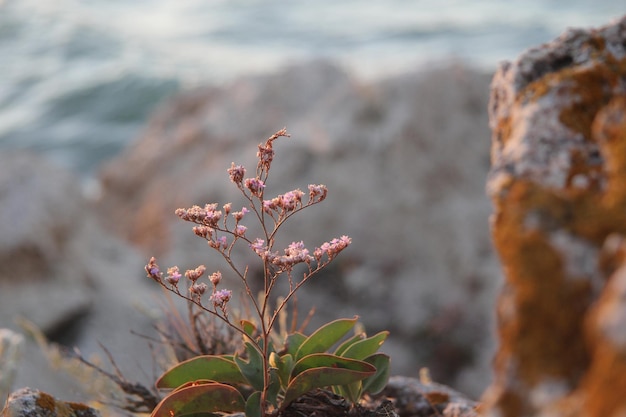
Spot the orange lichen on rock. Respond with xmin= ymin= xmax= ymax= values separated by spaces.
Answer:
xmin=2 ymin=387 xmax=102 ymax=417
xmin=483 ymin=16 xmax=626 ymax=417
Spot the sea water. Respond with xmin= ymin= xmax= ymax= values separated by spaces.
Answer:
xmin=0 ymin=0 xmax=624 ymax=175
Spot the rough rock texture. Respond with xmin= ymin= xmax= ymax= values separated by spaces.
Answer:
xmin=0 ymin=152 xmax=93 ymax=334
xmin=1 ymin=387 xmax=101 ymax=417
xmin=97 ymin=61 xmax=496 ymax=396
xmin=0 ymin=151 xmax=159 ymax=402
xmin=483 ymin=16 xmax=626 ymax=417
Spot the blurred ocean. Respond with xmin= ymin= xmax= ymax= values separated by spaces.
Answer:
xmin=0 ymin=0 xmax=624 ymax=177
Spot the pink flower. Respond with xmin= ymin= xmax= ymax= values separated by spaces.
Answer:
xmin=166 ymin=266 xmax=182 ymax=285
xmin=210 ymin=289 xmax=232 ymax=307
xmin=279 ymin=189 xmax=304 ymax=211
xmin=250 ymin=238 xmax=266 ymax=256
xmin=232 ymin=207 xmax=249 ymax=222
xmin=234 ymin=224 xmax=247 ymax=237
xmin=263 ymin=198 xmax=279 ymax=213
xmin=209 ymin=236 xmax=229 ymax=250
xmin=315 ymin=235 xmax=351 ymax=260
xmin=244 ymin=178 xmax=265 ymax=197
xmin=308 ymin=184 xmax=328 ymax=202
xmin=273 ymin=241 xmax=312 ymax=267
xmin=145 ymin=257 xmax=161 ymax=280
xmin=228 ymin=163 xmax=246 ymax=184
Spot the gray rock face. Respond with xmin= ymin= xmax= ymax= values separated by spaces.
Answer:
xmin=98 ymin=61 xmax=497 ymax=396
xmin=0 ymin=151 xmax=93 ymax=336
xmin=0 ymin=151 xmax=159 ymax=402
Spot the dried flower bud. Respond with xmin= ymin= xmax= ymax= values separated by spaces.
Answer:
xmin=232 ymin=207 xmax=249 ymax=222
xmin=223 ymin=203 xmax=232 ymax=215
xmin=193 ymin=225 xmax=213 ymax=239
xmin=209 ymin=271 xmax=222 ymax=286
xmin=228 ymin=163 xmax=246 ymax=184
xmin=185 ymin=265 xmax=206 ymax=282
xmin=190 ymin=282 xmax=208 ymax=296
xmin=257 ymin=143 xmax=275 ymax=169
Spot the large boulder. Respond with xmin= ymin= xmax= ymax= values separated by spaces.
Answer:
xmin=483 ymin=16 xmax=626 ymax=417
xmin=0 ymin=151 xmax=158 ymax=402
xmin=97 ymin=61 xmax=496 ymax=396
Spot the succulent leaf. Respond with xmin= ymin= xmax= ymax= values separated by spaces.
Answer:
xmin=150 ymin=382 xmax=245 ymax=417
xmin=245 ymin=391 xmax=262 ymax=417
xmin=295 ymin=316 xmax=358 ymax=361
xmin=282 ymin=359 xmax=375 ymax=408
xmin=235 ymin=342 xmax=266 ymax=391
xmin=341 ymin=331 xmax=389 ymax=360
xmin=156 ymin=356 xmax=246 ymax=388
xmin=360 ymin=353 xmax=391 ymax=395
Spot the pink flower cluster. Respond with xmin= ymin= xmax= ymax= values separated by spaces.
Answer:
xmin=228 ymin=163 xmax=246 ymax=184
xmin=244 ymin=178 xmax=265 ymax=197
xmin=308 ymin=184 xmax=328 ymax=202
xmin=249 ymin=236 xmax=351 ymax=269
xmin=210 ymin=289 xmax=232 ymax=308
xmin=313 ymin=235 xmax=352 ymax=261
xmin=145 ymin=257 xmax=233 ymax=310
xmin=176 ymin=203 xmax=222 ymax=228
xmin=263 ymin=189 xmax=304 ymax=213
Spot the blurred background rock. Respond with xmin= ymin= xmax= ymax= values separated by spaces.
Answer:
xmin=1 ymin=0 xmax=624 ymax=403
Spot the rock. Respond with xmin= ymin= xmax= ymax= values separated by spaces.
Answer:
xmin=0 ymin=329 xmax=24 ymax=402
xmin=0 ymin=151 xmax=160 ymax=402
xmin=0 ymin=151 xmax=93 ymax=336
xmin=97 ymin=61 xmax=496 ymax=396
xmin=483 ymin=16 xmax=626 ymax=417
xmin=1 ymin=387 xmax=101 ymax=417
xmin=380 ymin=375 xmax=479 ymax=417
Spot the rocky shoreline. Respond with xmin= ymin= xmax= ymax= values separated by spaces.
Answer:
xmin=6 ymin=14 xmax=626 ymax=416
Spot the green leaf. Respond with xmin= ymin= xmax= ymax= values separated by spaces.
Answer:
xmin=361 ymin=353 xmax=391 ymax=395
xmin=241 ymin=320 xmax=258 ymax=339
xmin=334 ymin=332 xmax=364 ymax=357
xmin=234 ymin=342 xmax=265 ymax=391
xmin=156 ymin=356 xmax=247 ymax=388
xmin=295 ymin=317 xmax=358 ymax=361
xmin=292 ymin=353 xmax=375 ymax=377
xmin=341 ymin=331 xmax=389 ymax=360
xmin=282 ymin=360 xmax=375 ymax=407
xmin=150 ymin=382 xmax=245 ymax=417
xmin=244 ymin=391 xmax=262 ymax=417
xmin=266 ymin=367 xmax=281 ymax=407
xmin=284 ymin=332 xmax=307 ymax=357
xmin=270 ymin=352 xmax=294 ymax=387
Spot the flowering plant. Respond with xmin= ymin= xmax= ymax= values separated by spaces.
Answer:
xmin=145 ymin=129 xmax=390 ymax=417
